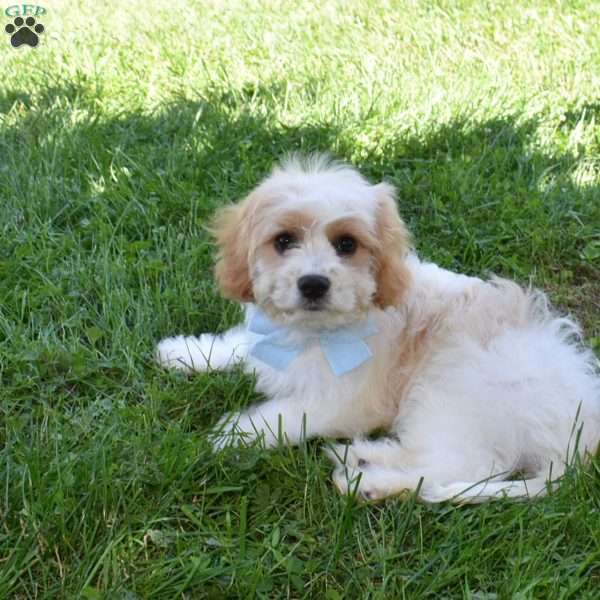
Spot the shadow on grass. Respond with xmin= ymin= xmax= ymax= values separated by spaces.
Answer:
xmin=4 ymin=77 xmax=599 ymax=260
xmin=0 ymin=77 xmax=598 ymax=330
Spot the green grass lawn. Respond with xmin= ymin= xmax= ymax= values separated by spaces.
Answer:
xmin=1 ymin=0 xmax=600 ymax=597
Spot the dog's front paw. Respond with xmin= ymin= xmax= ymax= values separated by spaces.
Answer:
xmin=210 ymin=411 xmax=271 ymax=452
xmin=155 ymin=335 xmax=210 ymax=372
xmin=210 ymin=412 xmax=257 ymax=451
xmin=210 ymin=412 xmax=241 ymax=451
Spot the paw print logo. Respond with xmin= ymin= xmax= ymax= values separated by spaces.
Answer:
xmin=5 ymin=16 xmax=44 ymax=48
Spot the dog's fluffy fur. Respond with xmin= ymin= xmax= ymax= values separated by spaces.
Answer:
xmin=156 ymin=155 xmax=600 ymax=503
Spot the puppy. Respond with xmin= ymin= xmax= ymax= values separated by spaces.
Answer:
xmin=156 ymin=155 xmax=600 ymax=503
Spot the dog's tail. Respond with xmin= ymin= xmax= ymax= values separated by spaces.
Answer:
xmin=421 ymin=476 xmax=551 ymax=504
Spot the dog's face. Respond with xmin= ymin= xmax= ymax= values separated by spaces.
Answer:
xmin=212 ymin=157 xmax=411 ymax=328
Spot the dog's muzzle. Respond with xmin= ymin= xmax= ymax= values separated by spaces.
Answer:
xmin=297 ymin=274 xmax=331 ymax=304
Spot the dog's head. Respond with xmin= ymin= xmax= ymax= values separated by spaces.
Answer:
xmin=211 ymin=155 xmax=411 ymax=328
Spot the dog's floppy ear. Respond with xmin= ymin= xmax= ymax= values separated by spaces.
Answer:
xmin=373 ymin=182 xmax=411 ymax=307
xmin=210 ymin=196 xmax=255 ymax=302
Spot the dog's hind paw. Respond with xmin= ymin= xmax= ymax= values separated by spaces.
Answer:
xmin=331 ymin=464 xmax=382 ymax=501
xmin=324 ymin=442 xmax=369 ymax=469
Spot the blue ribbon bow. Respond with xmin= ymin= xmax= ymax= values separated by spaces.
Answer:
xmin=248 ymin=310 xmax=378 ymax=376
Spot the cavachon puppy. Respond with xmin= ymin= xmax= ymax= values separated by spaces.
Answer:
xmin=156 ymin=155 xmax=600 ymax=503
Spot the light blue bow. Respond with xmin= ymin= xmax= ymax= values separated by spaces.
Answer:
xmin=248 ymin=310 xmax=378 ymax=376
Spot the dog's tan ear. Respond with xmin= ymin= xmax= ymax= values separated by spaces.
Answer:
xmin=210 ymin=197 xmax=254 ymax=302
xmin=373 ymin=183 xmax=411 ymax=308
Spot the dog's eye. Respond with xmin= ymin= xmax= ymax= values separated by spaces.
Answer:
xmin=333 ymin=235 xmax=357 ymax=256
xmin=274 ymin=232 xmax=297 ymax=254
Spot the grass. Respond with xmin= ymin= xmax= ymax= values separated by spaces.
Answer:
xmin=1 ymin=0 xmax=599 ymax=597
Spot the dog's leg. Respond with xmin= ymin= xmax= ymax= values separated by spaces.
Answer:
xmin=211 ymin=397 xmax=321 ymax=450
xmin=326 ymin=439 xmax=555 ymax=503
xmin=332 ymin=462 xmax=553 ymax=503
xmin=155 ymin=325 xmax=251 ymax=372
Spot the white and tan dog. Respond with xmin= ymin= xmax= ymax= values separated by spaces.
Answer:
xmin=156 ymin=155 xmax=600 ymax=503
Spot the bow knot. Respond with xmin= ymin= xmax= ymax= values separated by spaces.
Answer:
xmin=248 ymin=310 xmax=378 ymax=376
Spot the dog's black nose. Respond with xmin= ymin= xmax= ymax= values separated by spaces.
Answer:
xmin=297 ymin=274 xmax=331 ymax=301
